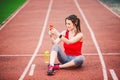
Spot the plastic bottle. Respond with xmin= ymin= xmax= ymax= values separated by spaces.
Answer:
xmin=44 ymin=51 xmax=50 ymax=63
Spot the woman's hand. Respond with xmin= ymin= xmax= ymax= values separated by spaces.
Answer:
xmin=48 ymin=28 xmax=62 ymax=44
xmin=49 ymin=28 xmax=60 ymax=38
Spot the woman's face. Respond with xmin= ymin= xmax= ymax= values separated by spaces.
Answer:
xmin=65 ymin=19 xmax=75 ymax=31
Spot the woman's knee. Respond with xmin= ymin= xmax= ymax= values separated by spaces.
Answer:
xmin=74 ymin=56 xmax=85 ymax=66
xmin=52 ymin=44 xmax=60 ymax=52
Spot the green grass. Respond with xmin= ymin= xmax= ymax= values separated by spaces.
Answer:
xmin=0 ymin=0 xmax=26 ymax=25
xmin=100 ymin=0 xmax=120 ymax=15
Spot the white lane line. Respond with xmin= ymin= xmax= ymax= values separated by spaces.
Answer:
xmin=74 ymin=0 xmax=108 ymax=80
xmin=0 ymin=0 xmax=29 ymax=30
xmin=97 ymin=0 xmax=120 ymax=18
xmin=29 ymin=64 xmax=36 ymax=76
xmin=0 ymin=53 xmax=120 ymax=57
xmin=110 ymin=69 xmax=118 ymax=80
xmin=19 ymin=0 xmax=53 ymax=80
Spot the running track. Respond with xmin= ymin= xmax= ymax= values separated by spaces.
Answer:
xmin=0 ymin=0 xmax=120 ymax=80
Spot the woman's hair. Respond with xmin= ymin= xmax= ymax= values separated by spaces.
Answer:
xmin=65 ymin=14 xmax=81 ymax=34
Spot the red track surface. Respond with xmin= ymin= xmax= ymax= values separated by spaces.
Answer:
xmin=0 ymin=0 xmax=120 ymax=80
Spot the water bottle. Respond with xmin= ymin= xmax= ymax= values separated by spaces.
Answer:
xmin=44 ymin=51 xmax=50 ymax=63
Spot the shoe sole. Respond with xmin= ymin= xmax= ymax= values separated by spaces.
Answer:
xmin=47 ymin=72 xmax=54 ymax=75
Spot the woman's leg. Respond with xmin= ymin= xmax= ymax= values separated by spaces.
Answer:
xmin=49 ymin=51 xmax=57 ymax=66
xmin=49 ymin=44 xmax=68 ymax=66
xmin=48 ymin=44 xmax=67 ymax=75
xmin=59 ymin=60 xmax=75 ymax=68
xmin=59 ymin=56 xmax=85 ymax=69
xmin=49 ymin=44 xmax=85 ymax=69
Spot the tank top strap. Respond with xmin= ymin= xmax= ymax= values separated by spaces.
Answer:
xmin=65 ymin=30 xmax=69 ymax=39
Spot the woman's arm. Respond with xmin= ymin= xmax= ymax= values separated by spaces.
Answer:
xmin=49 ymin=29 xmax=66 ymax=44
xmin=60 ymin=33 xmax=83 ymax=44
xmin=49 ymin=28 xmax=83 ymax=44
xmin=50 ymin=37 xmax=61 ymax=44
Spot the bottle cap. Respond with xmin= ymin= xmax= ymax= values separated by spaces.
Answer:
xmin=49 ymin=24 xmax=54 ymax=30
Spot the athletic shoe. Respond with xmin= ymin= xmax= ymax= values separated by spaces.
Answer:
xmin=48 ymin=63 xmax=60 ymax=70
xmin=54 ymin=63 xmax=60 ymax=70
xmin=47 ymin=65 xmax=54 ymax=75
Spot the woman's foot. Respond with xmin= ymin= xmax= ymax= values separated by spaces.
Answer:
xmin=47 ymin=65 xmax=54 ymax=75
xmin=47 ymin=64 xmax=60 ymax=75
xmin=54 ymin=63 xmax=60 ymax=70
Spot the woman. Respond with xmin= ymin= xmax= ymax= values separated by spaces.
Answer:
xmin=48 ymin=14 xmax=85 ymax=75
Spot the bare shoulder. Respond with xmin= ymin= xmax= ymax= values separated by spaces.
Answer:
xmin=77 ymin=32 xmax=83 ymax=37
xmin=76 ymin=32 xmax=83 ymax=41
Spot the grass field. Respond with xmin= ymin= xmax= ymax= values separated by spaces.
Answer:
xmin=0 ymin=0 xmax=26 ymax=25
xmin=100 ymin=0 xmax=120 ymax=15
xmin=0 ymin=0 xmax=119 ymax=26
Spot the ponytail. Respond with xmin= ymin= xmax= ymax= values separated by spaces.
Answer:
xmin=76 ymin=18 xmax=81 ymax=33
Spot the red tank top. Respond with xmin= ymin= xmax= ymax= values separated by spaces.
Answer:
xmin=63 ymin=30 xmax=83 ymax=56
